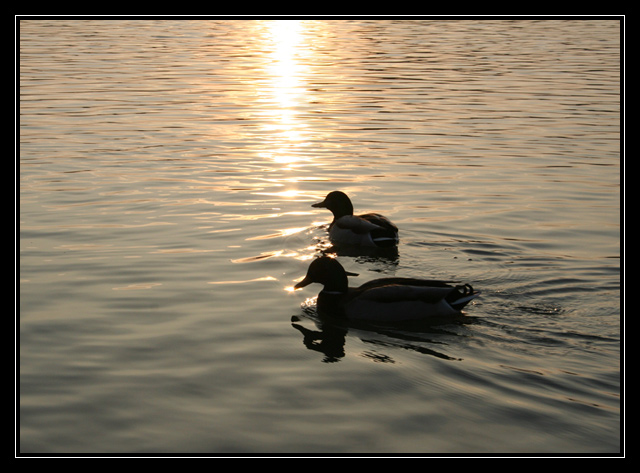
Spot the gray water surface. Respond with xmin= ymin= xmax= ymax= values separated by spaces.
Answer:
xmin=19 ymin=19 xmax=621 ymax=454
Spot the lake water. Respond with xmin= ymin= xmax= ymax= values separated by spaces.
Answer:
xmin=18 ymin=19 xmax=621 ymax=455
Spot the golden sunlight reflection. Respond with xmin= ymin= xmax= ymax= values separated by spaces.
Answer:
xmin=223 ymin=21 xmax=330 ymax=273
xmin=245 ymin=225 xmax=309 ymax=240
xmin=207 ymin=276 xmax=278 ymax=285
xmin=265 ymin=20 xmax=305 ymax=107
xmin=257 ymin=20 xmax=312 ymax=168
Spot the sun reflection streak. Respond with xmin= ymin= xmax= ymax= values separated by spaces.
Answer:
xmin=266 ymin=20 xmax=305 ymax=103
xmin=258 ymin=20 xmax=311 ymax=168
xmin=233 ymin=21 xmax=328 ymax=270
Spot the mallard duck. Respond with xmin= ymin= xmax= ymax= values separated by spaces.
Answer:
xmin=294 ymin=257 xmax=479 ymax=322
xmin=312 ymin=191 xmax=399 ymax=248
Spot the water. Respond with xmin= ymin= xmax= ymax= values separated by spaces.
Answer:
xmin=19 ymin=19 xmax=621 ymax=455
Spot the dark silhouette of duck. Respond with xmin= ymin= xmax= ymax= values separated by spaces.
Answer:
xmin=312 ymin=191 xmax=399 ymax=248
xmin=295 ymin=257 xmax=479 ymax=322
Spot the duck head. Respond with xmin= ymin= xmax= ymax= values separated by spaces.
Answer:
xmin=312 ymin=191 xmax=354 ymax=219
xmin=294 ymin=256 xmax=357 ymax=293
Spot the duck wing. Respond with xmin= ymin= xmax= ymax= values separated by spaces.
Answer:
xmin=352 ymin=281 xmax=455 ymax=304
xmin=334 ymin=215 xmax=384 ymax=234
xmin=358 ymin=277 xmax=453 ymax=291
xmin=359 ymin=214 xmax=399 ymax=247
xmin=352 ymin=279 xmax=479 ymax=309
xmin=359 ymin=213 xmax=398 ymax=231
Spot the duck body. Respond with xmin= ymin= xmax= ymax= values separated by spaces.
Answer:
xmin=312 ymin=191 xmax=399 ymax=248
xmin=295 ymin=257 xmax=479 ymax=322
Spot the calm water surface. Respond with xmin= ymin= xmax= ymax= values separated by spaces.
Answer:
xmin=19 ymin=19 xmax=621 ymax=454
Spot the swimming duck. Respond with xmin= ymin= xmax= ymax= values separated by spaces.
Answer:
xmin=294 ymin=257 xmax=479 ymax=322
xmin=312 ymin=191 xmax=399 ymax=248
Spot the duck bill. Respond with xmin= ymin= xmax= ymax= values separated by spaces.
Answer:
xmin=294 ymin=276 xmax=313 ymax=290
xmin=311 ymin=199 xmax=327 ymax=208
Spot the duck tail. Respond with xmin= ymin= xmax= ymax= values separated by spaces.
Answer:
xmin=446 ymin=284 xmax=480 ymax=311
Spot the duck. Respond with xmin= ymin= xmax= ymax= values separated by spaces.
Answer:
xmin=294 ymin=256 xmax=480 ymax=322
xmin=311 ymin=191 xmax=399 ymax=248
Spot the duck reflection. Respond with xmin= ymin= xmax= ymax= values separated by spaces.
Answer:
xmin=291 ymin=305 xmax=475 ymax=363
xmin=320 ymin=240 xmax=400 ymax=261
xmin=291 ymin=312 xmax=348 ymax=363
